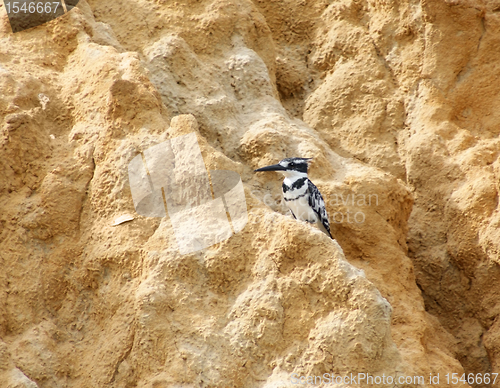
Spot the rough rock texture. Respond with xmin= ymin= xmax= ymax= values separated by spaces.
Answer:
xmin=0 ymin=0 xmax=499 ymax=387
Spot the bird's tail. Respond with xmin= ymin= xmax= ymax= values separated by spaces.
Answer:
xmin=318 ymin=221 xmax=333 ymax=239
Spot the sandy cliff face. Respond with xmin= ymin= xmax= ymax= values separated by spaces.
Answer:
xmin=0 ymin=0 xmax=498 ymax=387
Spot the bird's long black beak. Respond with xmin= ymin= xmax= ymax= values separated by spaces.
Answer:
xmin=254 ymin=163 xmax=286 ymax=172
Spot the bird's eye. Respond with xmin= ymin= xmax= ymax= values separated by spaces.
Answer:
xmin=289 ymin=162 xmax=295 ymax=167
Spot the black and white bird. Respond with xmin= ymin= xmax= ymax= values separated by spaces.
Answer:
xmin=255 ymin=157 xmax=332 ymax=239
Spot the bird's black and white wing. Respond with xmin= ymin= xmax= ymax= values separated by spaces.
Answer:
xmin=307 ymin=180 xmax=332 ymax=239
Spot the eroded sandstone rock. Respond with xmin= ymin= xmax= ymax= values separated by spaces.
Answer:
xmin=1 ymin=0 xmax=498 ymax=387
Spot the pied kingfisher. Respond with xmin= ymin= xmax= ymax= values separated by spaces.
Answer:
xmin=255 ymin=157 xmax=332 ymax=239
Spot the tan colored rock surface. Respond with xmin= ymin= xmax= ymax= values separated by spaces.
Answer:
xmin=0 ymin=0 xmax=498 ymax=387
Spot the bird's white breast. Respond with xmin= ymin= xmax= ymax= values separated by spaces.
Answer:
xmin=283 ymin=177 xmax=318 ymax=223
